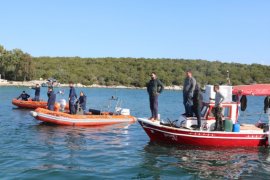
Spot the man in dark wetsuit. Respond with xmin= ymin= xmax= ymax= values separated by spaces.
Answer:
xmin=147 ymin=72 xmax=164 ymax=121
xmin=30 ymin=84 xmax=40 ymax=101
xmin=47 ymin=87 xmax=56 ymax=111
xmin=17 ymin=91 xmax=30 ymax=101
xmin=69 ymin=82 xmax=77 ymax=114
xmin=183 ymin=70 xmax=196 ymax=117
xmin=192 ymin=83 xmax=203 ymax=129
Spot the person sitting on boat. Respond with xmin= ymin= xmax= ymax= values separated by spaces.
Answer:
xmin=30 ymin=84 xmax=40 ymax=101
xmin=183 ymin=69 xmax=196 ymax=117
xmin=147 ymin=72 xmax=164 ymax=121
xmin=69 ymin=81 xmax=77 ymax=114
xmin=211 ymin=85 xmax=225 ymax=131
xmin=47 ymin=87 xmax=56 ymax=111
xmin=192 ymin=83 xmax=203 ymax=129
xmin=17 ymin=91 xmax=30 ymax=101
xmin=76 ymin=91 xmax=87 ymax=114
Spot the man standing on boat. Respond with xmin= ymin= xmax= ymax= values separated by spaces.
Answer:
xmin=147 ymin=72 xmax=164 ymax=121
xmin=212 ymin=85 xmax=225 ymax=131
xmin=76 ymin=91 xmax=87 ymax=114
xmin=30 ymin=84 xmax=40 ymax=101
xmin=47 ymin=87 xmax=56 ymax=111
xmin=193 ymin=83 xmax=203 ymax=129
xmin=183 ymin=70 xmax=196 ymax=117
xmin=69 ymin=82 xmax=77 ymax=114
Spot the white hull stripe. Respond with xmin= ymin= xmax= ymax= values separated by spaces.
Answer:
xmin=38 ymin=113 xmax=133 ymax=123
xmin=142 ymin=125 xmax=267 ymax=140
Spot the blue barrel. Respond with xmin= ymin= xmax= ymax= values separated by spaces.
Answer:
xmin=233 ymin=123 xmax=240 ymax=132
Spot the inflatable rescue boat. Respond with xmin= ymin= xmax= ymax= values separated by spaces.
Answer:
xmin=12 ymin=99 xmax=47 ymax=109
xmin=30 ymin=108 xmax=136 ymax=126
xmin=12 ymin=99 xmax=69 ymax=110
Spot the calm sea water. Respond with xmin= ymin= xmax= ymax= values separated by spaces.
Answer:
xmin=1 ymin=86 xmax=270 ymax=179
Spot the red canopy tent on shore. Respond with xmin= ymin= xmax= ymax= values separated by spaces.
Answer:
xmin=233 ymin=84 xmax=270 ymax=96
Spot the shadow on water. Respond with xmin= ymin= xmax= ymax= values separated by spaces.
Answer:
xmin=138 ymin=142 xmax=270 ymax=179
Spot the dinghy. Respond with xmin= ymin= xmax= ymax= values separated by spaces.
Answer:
xmin=31 ymin=107 xmax=136 ymax=126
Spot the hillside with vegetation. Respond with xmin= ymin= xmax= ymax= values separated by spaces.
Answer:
xmin=1 ymin=45 xmax=270 ymax=87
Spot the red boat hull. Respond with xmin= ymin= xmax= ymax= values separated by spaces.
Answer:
xmin=138 ymin=119 xmax=268 ymax=147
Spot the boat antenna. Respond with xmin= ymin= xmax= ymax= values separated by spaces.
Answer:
xmin=226 ymin=70 xmax=231 ymax=85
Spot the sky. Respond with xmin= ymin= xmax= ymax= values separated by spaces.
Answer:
xmin=1 ymin=0 xmax=270 ymax=65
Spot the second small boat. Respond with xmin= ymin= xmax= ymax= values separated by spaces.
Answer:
xmin=30 ymin=107 xmax=136 ymax=126
xmin=12 ymin=99 xmax=47 ymax=109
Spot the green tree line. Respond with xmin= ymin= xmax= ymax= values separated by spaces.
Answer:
xmin=1 ymin=44 xmax=270 ymax=87
xmin=0 ymin=45 xmax=33 ymax=81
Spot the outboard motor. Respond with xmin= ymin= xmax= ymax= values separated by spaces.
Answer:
xmin=120 ymin=109 xmax=130 ymax=115
xmin=59 ymin=99 xmax=67 ymax=112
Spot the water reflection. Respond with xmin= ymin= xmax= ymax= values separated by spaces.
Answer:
xmin=141 ymin=142 xmax=270 ymax=179
xmin=34 ymin=123 xmax=132 ymax=147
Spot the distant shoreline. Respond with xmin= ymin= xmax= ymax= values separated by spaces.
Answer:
xmin=0 ymin=79 xmax=183 ymax=90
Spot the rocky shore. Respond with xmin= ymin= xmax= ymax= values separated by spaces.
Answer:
xmin=0 ymin=79 xmax=183 ymax=90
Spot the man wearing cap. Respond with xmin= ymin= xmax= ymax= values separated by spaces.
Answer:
xmin=183 ymin=70 xmax=196 ymax=117
xmin=147 ymin=72 xmax=164 ymax=121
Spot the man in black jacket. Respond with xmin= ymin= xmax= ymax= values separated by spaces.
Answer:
xmin=30 ymin=84 xmax=40 ymax=101
xmin=192 ymin=83 xmax=203 ymax=129
xmin=47 ymin=87 xmax=56 ymax=111
xmin=147 ymin=72 xmax=164 ymax=121
xmin=69 ymin=82 xmax=77 ymax=114
xmin=183 ymin=70 xmax=196 ymax=117
xmin=76 ymin=91 xmax=87 ymax=114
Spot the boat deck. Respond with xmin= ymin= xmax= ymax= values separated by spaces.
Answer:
xmin=240 ymin=124 xmax=264 ymax=133
xmin=147 ymin=119 xmax=266 ymax=133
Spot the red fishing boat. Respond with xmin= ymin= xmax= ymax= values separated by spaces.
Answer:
xmin=138 ymin=84 xmax=270 ymax=147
